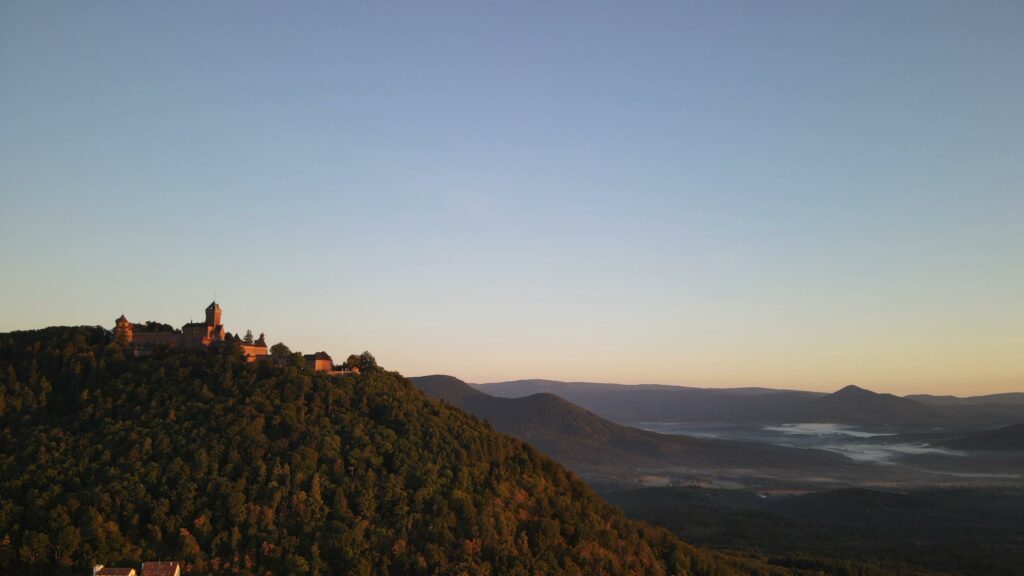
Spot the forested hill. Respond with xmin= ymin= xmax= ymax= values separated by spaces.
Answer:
xmin=411 ymin=375 xmax=856 ymax=489
xmin=0 ymin=327 xmax=788 ymax=576
xmin=941 ymin=423 xmax=1024 ymax=451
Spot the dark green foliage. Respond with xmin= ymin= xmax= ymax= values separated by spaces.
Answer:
xmin=608 ymin=486 xmax=1024 ymax=576
xmin=344 ymin=352 xmax=378 ymax=374
xmin=0 ymin=327 xmax=780 ymax=576
xmin=357 ymin=351 xmax=377 ymax=372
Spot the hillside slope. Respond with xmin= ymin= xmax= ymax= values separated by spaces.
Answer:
xmin=908 ymin=393 xmax=1024 ymax=407
xmin=475 ymin=379 xmax=822 ymax=423
xmin=942 ymin=423 xmax=1024 ymax=451
xmin=412 ymin=375 xmax=866 ymax=489
xmin=478 ymin=380 xmax=993 ymax=427
xmin=0 ymin=327 xmax=788 ymax=576
xmin=793 ymin=385 xmax=938 ymax=425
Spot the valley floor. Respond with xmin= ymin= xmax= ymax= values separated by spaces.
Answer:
xmin=605 ymin=486 xmax=1024 ymax=576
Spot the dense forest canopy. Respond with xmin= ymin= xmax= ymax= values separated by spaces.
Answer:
xmin=0 ymin=326 xmax=787 ymax=576
xmin=608 ymin=486 xmax=1024 ymax=576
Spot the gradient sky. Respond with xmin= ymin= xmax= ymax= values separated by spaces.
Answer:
xmin=1 ymin=1 xmax=1022 ymax=395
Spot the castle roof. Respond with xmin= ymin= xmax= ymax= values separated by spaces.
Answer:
xmin=206 ymin=301 xmax=221 ymax=311
xmin=116 ymin=314 xmax=129 ymax=322
xmin=305 ymin=351 xmax=332 ymax=361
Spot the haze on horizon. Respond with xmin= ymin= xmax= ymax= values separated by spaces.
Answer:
xmin=1 ymin=1 xmax=1021 ymax=396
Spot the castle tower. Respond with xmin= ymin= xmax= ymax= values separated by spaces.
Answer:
xmin=114 ymin=314 xmax=133 ymax=344
xmin=205 ymin=301 xmax=222 ymax=327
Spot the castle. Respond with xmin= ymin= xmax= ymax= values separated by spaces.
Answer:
xmin=114 ymin=302 xmax=355 ymax=373
xmin=114 ymin=301 xmax=269 ymax=362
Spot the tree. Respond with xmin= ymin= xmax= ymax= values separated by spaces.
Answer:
xmin=144 ymin=321 xmax=176 ymax=332
xmin=270 ymin=343 xmax=304 ymax=368
xmin=243 ymin=330 xmax=254 ymax=345
xmin=358 ymin=351 xmax=377 ymax=371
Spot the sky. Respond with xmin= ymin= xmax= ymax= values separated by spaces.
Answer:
xmin=1 ymin=1 xmax=1022 ymax=395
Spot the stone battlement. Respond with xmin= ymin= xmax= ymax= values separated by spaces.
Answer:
xmin=114 ymin=302 xmax=268 ymax=362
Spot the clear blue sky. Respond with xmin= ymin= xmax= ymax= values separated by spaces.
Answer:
xmin=2 ymin=1 xmax=1022 ymax=394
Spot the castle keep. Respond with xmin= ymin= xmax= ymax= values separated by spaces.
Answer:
xmin=114 ymin=301 xmax=269 ymax=361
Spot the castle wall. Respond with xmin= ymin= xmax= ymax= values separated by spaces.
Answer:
xmin=240 ymin=344 xmax=269 ymax=362
xmin=326 ymin=368 xmax=358 ymax=376
xmin=308 ymin=358 xmax=332 ymax=372
xmin=131 ymin=332 xmax=184 ymax=346
xmin=116 ymin=303 xmax=271 ymax=362
xmin=181 ymin=324 xmax=213 ymax=347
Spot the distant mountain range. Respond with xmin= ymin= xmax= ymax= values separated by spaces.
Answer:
xmin=475 ymin=379 xmax=824 ymax=424
xmin=410 ymin=375 xmax=900 ymax=490
xmin=908 ymin=392 xmax=1024 ymax=406
xmin=475 ymin=379 xmax=1024 ymax=428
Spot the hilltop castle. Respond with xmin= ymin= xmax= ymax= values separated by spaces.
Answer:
xmin=114 ymin=301 xmax=269 ymax=362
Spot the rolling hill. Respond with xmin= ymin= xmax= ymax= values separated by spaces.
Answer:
xmin=941 ymin=423 xmax=1024 ymax=451
xmin=0 ymin=326 xmax=791 ymax=576
xmin=474 ymin=379 xmax=823 ymax=424
xmin=908 ymin=392 xmax=1024 ymax=406
xmin=906 ymin=394 xmax=1024 ymax=428
xmin=790 ymin=385 xmax=938 ymax=425
xmin=477 ymin=379 xmax=1022 ymax=428
xmin=411 ymin=375 xmax=881 ymax=490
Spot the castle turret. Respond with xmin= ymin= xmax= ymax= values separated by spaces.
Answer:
xmin=205 ymin=301 xmax=222 ymax=327
xmin=114 ymin=315 xmax=133 ymax=344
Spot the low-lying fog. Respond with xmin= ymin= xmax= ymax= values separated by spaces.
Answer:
xmin=637 ymin=422 xmax=966 ymax=463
